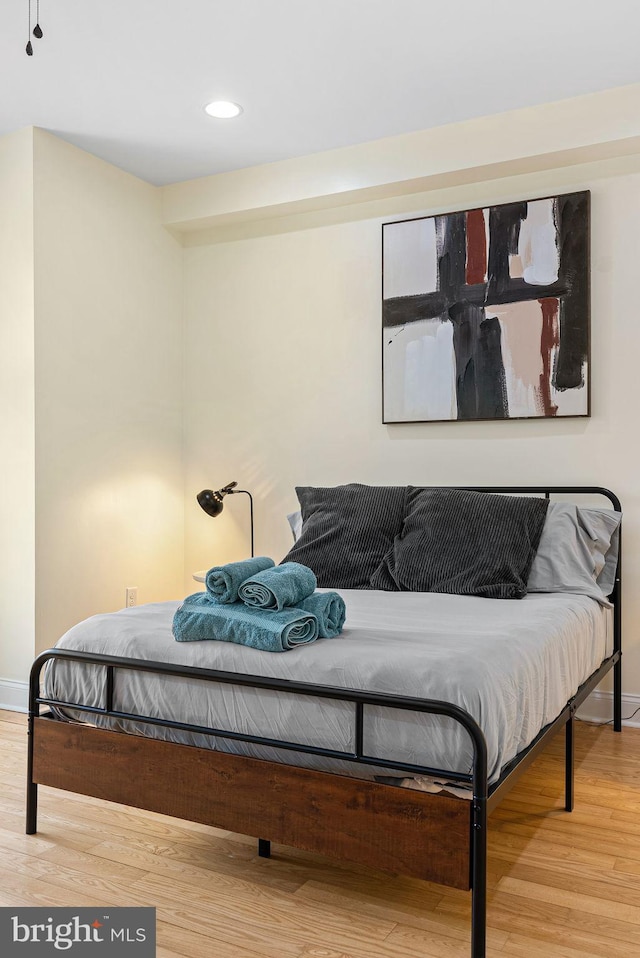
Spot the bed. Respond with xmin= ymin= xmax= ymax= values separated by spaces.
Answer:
xmin=26 ymin=485 xmax=623 ymax=958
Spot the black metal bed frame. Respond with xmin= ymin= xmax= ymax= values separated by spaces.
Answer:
xmin=26 ymin=486 xmax=622 ymax=958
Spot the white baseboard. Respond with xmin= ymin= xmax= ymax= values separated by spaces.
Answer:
xmin=0 ymin=678 xmax=28 ymax=713
xmin=577 ymin=690 xmax=640 ymax=728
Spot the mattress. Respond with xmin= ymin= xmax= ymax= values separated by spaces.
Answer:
xmin=44 ymin=589 xmax=612 ymax=785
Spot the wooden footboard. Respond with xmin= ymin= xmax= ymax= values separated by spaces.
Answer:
xmin=32 ymin=716 xmax=471 ymax=889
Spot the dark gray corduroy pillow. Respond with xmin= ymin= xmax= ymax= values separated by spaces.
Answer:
xmin=281 ymin=484 xmax=407 ymax=589
xmin=370 ymin=487 xmax=549 ymax=598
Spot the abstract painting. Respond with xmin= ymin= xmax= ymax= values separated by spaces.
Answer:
xmin=382 ymin=191 xmax=590 ymax=423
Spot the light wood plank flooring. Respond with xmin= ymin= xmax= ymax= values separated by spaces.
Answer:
xmin=1 ymin=709 xmax=639 ymax=957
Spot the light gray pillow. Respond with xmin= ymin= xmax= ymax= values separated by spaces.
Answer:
xmin=597 ymin=520 xmax=621 ymax=595
xmin=286 ymin=510 xmax=303 ymax=542
xmin=527 ymin=502 xmax=621 ymax=604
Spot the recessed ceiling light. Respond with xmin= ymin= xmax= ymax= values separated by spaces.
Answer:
xmin=204 ymin=101 xmax=243 ymax=119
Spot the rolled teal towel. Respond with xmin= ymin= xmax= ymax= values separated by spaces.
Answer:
xmin=297 ymin=591 xmax=346 ymax=638
xmin=173 ymin=592 xmax=318 ymax=652
xmin=205 ymin=556 xmax=274 ymax=604
xmin=238 ymin=562 xmax=317 ymax=611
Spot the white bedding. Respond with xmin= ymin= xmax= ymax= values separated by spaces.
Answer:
xmin=44 ymin=589 xmax=612 ymax=785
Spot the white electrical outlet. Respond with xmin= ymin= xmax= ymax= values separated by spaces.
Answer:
xmin=125 ymin=587 xmax=138 ymax=608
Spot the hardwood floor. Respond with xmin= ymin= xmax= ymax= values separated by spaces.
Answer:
xmin=2 ymin=709 xmax=639 ymax=957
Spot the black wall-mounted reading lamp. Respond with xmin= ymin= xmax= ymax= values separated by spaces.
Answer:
xmin=196 ymin=481 xmax=254 ymax=557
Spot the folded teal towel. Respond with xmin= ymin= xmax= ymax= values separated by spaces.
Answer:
xmin=238 ymin=562 xmax=317 ymax=611
xmin=173 ymin=592 xmax=318 ymax=652
xmin=205 ymin=556 xmax=274 ymax=604
xmin=297 ymin=591 xmax=346 ymax=638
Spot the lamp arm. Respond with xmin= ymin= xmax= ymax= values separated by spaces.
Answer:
xmin=228 ymin=489 xmax=254 ymax=558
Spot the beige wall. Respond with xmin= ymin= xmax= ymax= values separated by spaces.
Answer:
xmin=182 ymin=152 xmax=640 ymax=694
xmin=0 ymin=129 xmax=36 ymax=685
xmin=33 ymin=130 xmax=185 ymax=653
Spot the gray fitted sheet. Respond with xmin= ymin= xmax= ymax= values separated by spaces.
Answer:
xmin=44 ymin=589 xmax=612 ymax=785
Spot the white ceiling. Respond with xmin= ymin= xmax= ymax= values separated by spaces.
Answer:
xmin=1 ymin=0 xmax=639 ymax=187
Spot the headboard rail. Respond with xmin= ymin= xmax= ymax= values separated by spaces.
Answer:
xmin=450 ymin=486 xmax=621 ymax=512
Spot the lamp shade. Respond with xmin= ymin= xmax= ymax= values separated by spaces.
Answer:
xmin=196 ymin=489 xmax=225 ymax=517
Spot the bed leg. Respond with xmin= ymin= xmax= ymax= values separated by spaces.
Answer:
xmin=26 ymin=782 xmax=38 ymax=835
xmin=614 ymin=654 xmax=623 ymax=732
xmin=470 ymin=798 xmax=487 ymax=958
xmin=258 ymin=839 xmax=271 ymax=858
xmin=565 ymin=715 xmax=574 ymax=813
xmin=26 ymin=714 xmax=38 ymax=835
